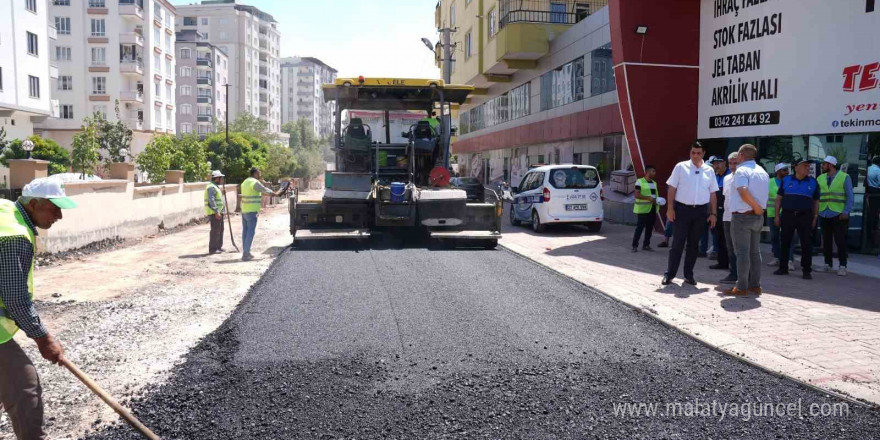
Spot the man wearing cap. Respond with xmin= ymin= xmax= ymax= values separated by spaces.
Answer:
xmin=708 ymin=155 xmax=731 ymax=270
xmin=240 ymin=167 xmax=287 ymax=261
xmin=724 ymin=144 xmax=769 ymax=296
xmin=205 ymin=170 xmax=227 ymax=254
xmin=818 ymin=156 xmax=854 ymax=276
xmin=774 ymin=159 xmax=819 ymax=279
xmin=1 ymin=178 xmax=77 ymax=439
xmin=631 ymin=165 xmax=659 ymax=252
xmin=767 ymin=162 xmax=792 ymax=269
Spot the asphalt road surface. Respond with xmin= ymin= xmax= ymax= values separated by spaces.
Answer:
xmin=86 ymin=238 xmax=880 ymax=439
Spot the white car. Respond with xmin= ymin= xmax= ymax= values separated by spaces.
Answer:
xmin=509 ymin=165 xmax=604 ymax=233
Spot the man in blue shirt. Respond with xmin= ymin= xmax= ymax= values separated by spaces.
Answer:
xmin=867 ymin=156 xmax=880 ymax=250
xmin=818 ymin=156 xmax=854 ymax=276
xmin=773 ymin=159 xmax=820 ymax=279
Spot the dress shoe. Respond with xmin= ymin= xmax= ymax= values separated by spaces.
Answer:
xmin=632 ymin=247 xmax=638 ymax=253
xmin=773 ymin=268 xmax=789 ymax=275
xmin=661 ymin=274 xmax=672 ymax=285
xmin=709 ymin=264 xmax=728 ymax=270
xmin=802 ymin=272 xmax=812 ymax=280
xmin=683 ymin=277 xmax=697 ymax=286
xmin=722 ymin=287 xmax=749 ymax=295
xmin=657 ymin=242 xmax=669 ymax=248
xmin=748 ymin=287 xmax=762 ymax=295
xmin=642 ymin=245 xmax=654 ymax=252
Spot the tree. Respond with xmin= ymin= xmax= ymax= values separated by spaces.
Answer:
xmin=229 ymin=113 xmax=276 ymax=144
xmin=135 ymin=134 xmax=175 ymax=183
xmin=0 ymin=135 xmax=71 ymax=175
xmin=281 ymin=118 xmax=319 ymax=150
xmin=71 ymin=115 xmax=102 ymax=178
xmin=97 ymin=101 xmax=133 ymax=165
xmin=263 ymin=142 xmax=298 ymax=182
xmin=204 ymin=132 xmax=268 ymax=183
xmin=169 ymin=134 xmax=211 ymax=182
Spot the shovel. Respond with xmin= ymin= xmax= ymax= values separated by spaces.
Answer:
xmin=61 ymin=358 xmax=160 ymax=440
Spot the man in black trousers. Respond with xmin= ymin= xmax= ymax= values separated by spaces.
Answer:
xmin=708 ymin=155 xmax=730 ymax=271
xmin=773 ymin=159 xmax=820 ymax=279
xmin=663 ymin=142 xmax=719 ymax=285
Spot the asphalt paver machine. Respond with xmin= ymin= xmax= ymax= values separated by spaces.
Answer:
xmin=290 ymin=78 xmax=502 ymax=248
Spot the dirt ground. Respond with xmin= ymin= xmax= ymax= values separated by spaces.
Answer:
xmin=0 ymin=203 xmax=294 ymax=440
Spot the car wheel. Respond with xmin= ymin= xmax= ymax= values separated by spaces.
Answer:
xmin=532 ymin=210 xmax=546 ymax=233
xmin=586 ymin=221 xmax=602 ymax=233
xmin=509 ymin=205 xmax=521 ymax=226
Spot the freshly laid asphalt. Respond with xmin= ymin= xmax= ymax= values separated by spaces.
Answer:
xmin=86 ymin=238 xmax=880 ymax=439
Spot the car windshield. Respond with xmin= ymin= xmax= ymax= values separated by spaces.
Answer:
xmin=548 ymin=168 xmax=600 ymax=189
xmin=457 ymin=177 xmax=480 ymax=185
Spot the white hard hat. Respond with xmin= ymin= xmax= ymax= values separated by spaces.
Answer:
xmin=774 ymin=163 xmax=789 ymax=173
xmin=822 ymin=156 xmax=838 ymax=166
xmin=657 ymin=197 xmax=667 ymax=206
xmin=211 ymin=170 xmax=225 ymax=178
xmin=22 ymin=177 xmax=78 ymax=209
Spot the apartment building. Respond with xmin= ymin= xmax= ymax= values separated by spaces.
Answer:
xmin=0 ymin=0 xmax=58 ymax=141
xmin=175 ymin=29 xmax=228 ymax=138
xmin=175 ymin=1 xmax=282 ymax=134
xmin=436 ymin=0 xmax=624 ymax=190
xmin=37 ymin=0 xmax=178 ymax=156
xmin=280 ymin=56 xmax=337 ymax=137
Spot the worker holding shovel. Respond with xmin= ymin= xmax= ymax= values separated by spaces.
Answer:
xmin=0 ymin=178 xmax=76 ymax=440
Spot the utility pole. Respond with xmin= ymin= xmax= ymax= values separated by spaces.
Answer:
xmin=438 ymin=27 xmax=456 ymax=168
xmin=223 ymin=84 xmax=230 ymax=144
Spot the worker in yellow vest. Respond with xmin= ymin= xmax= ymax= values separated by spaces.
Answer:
xmin=1 ymin=178 xmax=77 ymax=439
xmin=766 ymin=163 xmax=791 ymax=269
xmin=632 ymin=165 xmax=659 ymax=252
xmin=240 ymin=167 xmax=287 ymax=261
xmin=205 ymin=170 xmax=226 ymax=254
xmin=818 ymin=156 xmax=853 ymax=276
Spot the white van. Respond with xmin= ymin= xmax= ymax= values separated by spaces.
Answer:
xmin=509 ymin=165 xmax=604 ymax=232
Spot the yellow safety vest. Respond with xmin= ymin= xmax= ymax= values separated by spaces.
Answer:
xmin=818 ymin=172 xmax=847 ymax=213
xmin=767 ymin=178 xmax=780 ymax=218
xmin=0 ymin=199 xmax=35 ymax=344
xmin=240 ymin=177 xmax=262 ymax=213
xmin=204 ymin=182 xmax=225 ymax=216
xmin=633 ymin=177 xmax=657 ymax=214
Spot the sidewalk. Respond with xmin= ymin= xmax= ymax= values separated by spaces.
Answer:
xmin=499 ymin=210 xmax=880 ymax=405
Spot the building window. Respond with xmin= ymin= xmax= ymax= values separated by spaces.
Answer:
xmin=201 ymin=17 xmax=208 ymax=25
xmin=28 ymin=75 xmax=40 ymax=98
xmin=26 ymin=0 xmax=37 ymax=13
xmin=53 ymin=0 xmax=70 ymax=5
xmin=154 ymin=107 xmax=162 ymax=127
xmin=93 ymin=104 xmax=107 ymax=119
xmin=90 ymin=19 xmax=106 ymax=37
xmin=183 ymin=16 xmax=197 ymax=26
xmin=180 ymin=85 xmax=191 ymax=96
xmin=181 ymin=122 xmax=192 ymax=133
xmin=60 ymin=104 xmax=74 ymax=119
xmin=58 ymin=75 xmax=73 ymax=90
xmin=590 ymin=44 xmax=615 ymax=96
xmin=26 ymin=32 xmax=38 ymax=56
xmin=153 ymin=28 xmax=160 ymax=45
xmin=180 ymin=66 xmax=191 ymax=77
xmin=550 ymin=2 xmax=567 ymax=23
xmin=219 ymin=31 xmax=228 ymax=40
xmin=541 ymin=56 xmax=585 ymax=111
xmin=55 ymin=17 xmax=71 ymax=34
xmin=450 ymin=4 xmax=456 ymax=26
xmin=464 ymin=31 xmax=472 ymax=60
xmin=91 ymin=47 xmax=106 ymax=65
xmin=154 ymin=53 xmax=161 ymax=70
xmin=55 ymin=46 xmax=72 ymax=61
xmin=88 ymin=0 xmax=106 ymax=7
xmin=180 ymin=48 xmax=191 ymax=59
xmin=0 ymin=67 xmax=3 ymax=91
xmin=91 ymin=76 xmax=106 ymax=94
xmin=488 ymin=8 xmax=498 ymax=38
xmin=180 ymin=104 xmax=191 ymax=115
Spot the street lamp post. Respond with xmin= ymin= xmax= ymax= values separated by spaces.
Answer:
xmin=119 ymin=148 xmax=129 ymax=163
xmin=22 ymin=139 xmax=35 ymax=160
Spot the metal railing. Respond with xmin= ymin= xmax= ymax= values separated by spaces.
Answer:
xmin=499 ymin=0 xmax=607 ymax=28
xmin=89 ymin=0 xmax=106 ymax=7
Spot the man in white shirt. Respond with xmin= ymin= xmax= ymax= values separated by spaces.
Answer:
xmin=663 ymin=142 xmax=719 ymax=285
xmin=724 ymin=144 xmax=770 ymax=295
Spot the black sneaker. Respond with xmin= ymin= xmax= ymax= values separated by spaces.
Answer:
xmin=684 ymin=277 xmax=697 ymax=286
xmin=802 ymin=272 xmax=812 ymax=280
xmin=773 ymin=268 xmax=789 ymax=275
xmin=642 ymin=245 xmax=654 ymax=252
xmin=631 ymin=247 xmax=638 ymax=253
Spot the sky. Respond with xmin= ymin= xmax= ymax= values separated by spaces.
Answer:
xmin=173 ymin=0 xmax=443 ymax=79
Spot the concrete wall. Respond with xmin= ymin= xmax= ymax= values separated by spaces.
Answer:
xmin=35 ymin=180 xmax=239 ymax=254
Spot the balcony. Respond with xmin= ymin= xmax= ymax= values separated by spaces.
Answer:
xmin=197 ymin=77 xmax=213 ymax=86
xmin=120 ymin=89 xmax=144 ymax=104
xmin=197 ymin=115 xmax=212 ymax=122
xmin=124 ymin=118 xmax=144 ymax=130
xmin=119 ymin=0 xmax=144 ymax=21
xmin=196 ymin=58 xmax=213 ymax=68
xmin=197 ymin=96 xmax=213 ymax=104
xmin=120 ymin=32 xmax=144 ymax=47
xmin=120 ymin=58 xmax=144 ymax=75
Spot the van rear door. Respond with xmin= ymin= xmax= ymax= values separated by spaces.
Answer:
xmin=545 ymin=167 xmax=601 ymax=220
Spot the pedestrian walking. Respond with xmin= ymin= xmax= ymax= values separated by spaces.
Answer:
xmin=708 ymin=156 xmax=731 ymax=270
xmin=240 ymin=167 xmax=287 ymax=261
xmin=662 ymin=142 xmax=719 ymax=286
xmin=205 ymin=170 xmax=227 ymax=254
xmin=724 ymin=144 xmax=770 ymax=296
xmin=818 ymin=156 xmax=854 ymax=276
xmin=773 ymin=159 xmax=819 ymax=279
xmin=1 ymin=178 xmax=77 ymax=440
xmin=719 ymin=152 xmax=739 ymax=284
xmin=632 ymin=165 xmax=659 ymax=252
xmin=866 ymin=155 xmax=880 ymax=251
xmin=766 ymin=163 xmax=793 ymax=269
